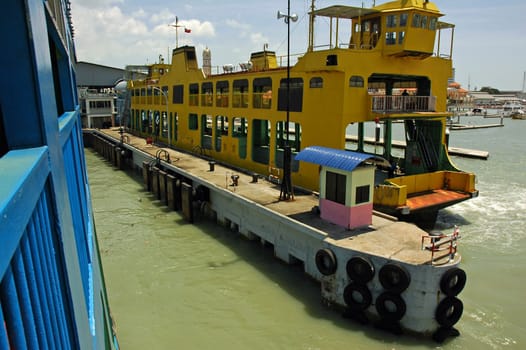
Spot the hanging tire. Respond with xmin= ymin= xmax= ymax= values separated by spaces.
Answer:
xmin=315 ymin=248 xmax=337 ymax=276
xmin=435 ymin=297 xmax=463 ymax=328
xmin=379 ymin=263 xmax=411 ymax=293
xmin=343 ymin=283 xmax=372 ymax=311
xmin=375 ymin=292 xmax=407 ymax=321
xmin=346 ymin=256 xmax=375 ymax=283
xmin=440 ymin=268 xmax=467 ymax=297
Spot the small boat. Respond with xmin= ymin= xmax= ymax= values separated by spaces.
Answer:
xmin=502 ymin=101 xmax=525 ymax=117
xmin=511 ymin=109 xmax=526 ymax=119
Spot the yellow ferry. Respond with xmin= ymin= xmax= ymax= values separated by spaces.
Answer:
xmin=124 ymin=0 xmax=477 ymax=227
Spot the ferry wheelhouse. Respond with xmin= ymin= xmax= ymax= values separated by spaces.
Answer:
xmin=124 ymin=0 xmax=477 ymax=226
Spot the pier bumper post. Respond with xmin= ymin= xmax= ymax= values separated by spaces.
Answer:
xmin=142 ymin=161 xmax=151 ymax=191
xmin=181 ymin=182 xmax=194 ymax=223
xmin=158 ymin=170 xmax=167 ymax=205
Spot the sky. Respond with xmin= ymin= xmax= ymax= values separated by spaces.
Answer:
xmin=70 ymin=0 xmax=526 ymax=91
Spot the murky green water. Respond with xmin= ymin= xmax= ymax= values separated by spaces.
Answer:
xmin=87 ymin=116 xmax=525 ymax=349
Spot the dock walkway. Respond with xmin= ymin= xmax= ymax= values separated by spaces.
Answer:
xmin=97 ymin=128 xmax=436 ymax=265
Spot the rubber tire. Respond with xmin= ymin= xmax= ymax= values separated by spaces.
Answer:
xmin=378 ymin=263 xmax=411 ymax=293
xmin=346 ymin=256 xmax=375 ymax=283
xmin=375 ymin=292 xmax=407 ymax=321
xmin=315 ymin=248 xmax=337 ymax=276
xmin=435 ymin=297 xmax=463 ymax=328
xmin=343 ymin=283 xmax=372 ymax=311
xmin=440 ymin=268 xmax=467 ymax=297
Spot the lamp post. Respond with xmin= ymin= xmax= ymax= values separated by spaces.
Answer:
xmin=149 ymin=86 xmax=171 ymax=148
xmin=277 ymin=2 xmax=297 ymax=201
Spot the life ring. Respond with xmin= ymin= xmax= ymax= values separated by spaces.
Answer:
xmin=315 ymin=248 xmax=337 ymax=276
xmin=375 ymin=292 xmax=406 ymax=321
xmin=435 ymin=297 xmax=463 ymax=328
xmin=343 ymin=283 xmax=372 ymax=311
xmin=379 ymin=263 xmax=410 ymax=293
xmin=346 ymin=256 xmax=375 ymax=283
xmin=440 ymin=267 xmax=467 ymax=297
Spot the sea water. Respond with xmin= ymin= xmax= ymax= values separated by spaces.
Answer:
xmin=87 ymin=115 xmax=525 ymax=349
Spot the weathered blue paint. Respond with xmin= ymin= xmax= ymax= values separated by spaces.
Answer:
xmin=0 ymin=0 xmax=117 ymax=348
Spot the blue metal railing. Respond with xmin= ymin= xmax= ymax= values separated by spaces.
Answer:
xmin=0 ymin=109 xmax=109 ymax=348
xmin=0 ymin=147 xmax=76 ymax=349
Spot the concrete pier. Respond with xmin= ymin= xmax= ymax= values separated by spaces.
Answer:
xmin=86 ymin=128 xmax=466 ymax=338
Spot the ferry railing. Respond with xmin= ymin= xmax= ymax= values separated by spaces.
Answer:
xmin=1 ymin=109 xmax=116 ymax=348
xmin=421 ymin=226 xmax=460 ymax=265
xmin=371 ymin=95 xmax=436 ymax=113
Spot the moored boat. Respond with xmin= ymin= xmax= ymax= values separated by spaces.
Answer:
xmin=122 ymin=0 xmax=477 ymax=229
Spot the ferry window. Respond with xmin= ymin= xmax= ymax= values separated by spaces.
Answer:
xmin=233 ymin=79 xmax=249 ymax=108
xmin=276 ymin=121 xmax=302 ymax=152
xmin=429 ymin=17 xmax=437 ymax=30
xmin=215 ymin=115 xmax=228 ymax=152
xmin=216 ymin=115 xmax=228 ymax=136
xmin=233 ymin=117 xmax=248 ymax=159
xmin=326 ymin=54 xmax=338 ymax=66
xmin=275 ymin=121 xmax=301 ymax=171
xmin=141 ymin=88 xmax=146 ymax=96
xmin=399 ymin=31 xmax=405 ymax=44
xmin=363 ymin=21 xmax=370 ymax=32
xmin=201 ymin=114 xmax=213 ymax=150
xmin=278 ymin=78 xmax=303 ymax=112
xmin=189 ymin=83 xmax=199 ymax=106
xmin=421 ymin=16 xmax=428 ymax=29
xmin=400 ymin=13 xmax=408 ymax=27
xmin=355 ymin=184 xmax=370 ymax=204
xmin=201 ymin=82 xmax=213 ymax=107
xmin=216 ymin=81 xmax=229 ymax=107
xmin=253 ymin=77 xmax=272 ymax=109
xmin=141 ymin=110 xmax=148 ymax=132
xmin=310 ymin=77 xmax=323 ymax=88
xmin=161 ymin=111 xmax=168 ymax=137
xmin=354 ymin=23 xmax=361 ymax=32
xmin=386 ymin=15 xmax=397 ymax=28
xmin=325 ymin=171 xmax=346 ymax=205
xmin=412 ymin=13 xmax=421 ymax=28
xmin=173 ymin=85 xmax=184 ymax=104
xmin=349 ymin=76 xmax=364 ymax=88
xmin=252 ymin=119 xmax=271 ymax=165
xmin=232 ymin=117 xmax=248 ymax=137
xmin=385 ymin=32 xmax=397 ymax=45
xmin=188 ymin=113 xmax=198 ymax=130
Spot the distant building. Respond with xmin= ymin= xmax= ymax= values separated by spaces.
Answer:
xmin=76 ymin=61 xmax=125 ymax=128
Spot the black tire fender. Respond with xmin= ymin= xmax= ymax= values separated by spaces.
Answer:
xmin=346 ymin=256 xmax=375 ymax=283
xmin=435 ymin=297 xmax=463 ymax=327
xmin=375 ymin=292 xmax=407 ymax=321
xmin=315 ymin=248 xmax=337 ymax=276
xmin=343 ymin=283 xmax=372 ymax=311
xmin=440 ymin=268 xmax=467 ymax=297
xmin=378 ymin=263 xmax=411 ymax=293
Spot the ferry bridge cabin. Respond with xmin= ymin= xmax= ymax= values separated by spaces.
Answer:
xmin=125 ymin=0 xmax=476 ymax=225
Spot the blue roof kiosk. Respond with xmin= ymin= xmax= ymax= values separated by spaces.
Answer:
xmin=295 ymin=146 xmax=376 ymax=229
